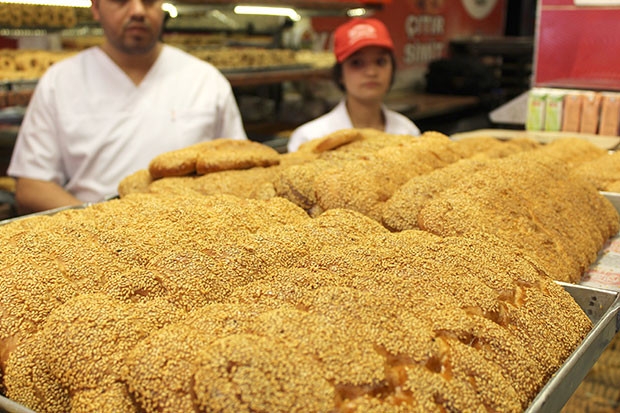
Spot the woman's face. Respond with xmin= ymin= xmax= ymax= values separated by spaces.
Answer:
xmin=341 ymin=46 xmax=393 ymax=103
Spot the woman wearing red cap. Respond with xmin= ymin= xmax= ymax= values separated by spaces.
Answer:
xmin=287 ymin=18 xmax=420 ymax=152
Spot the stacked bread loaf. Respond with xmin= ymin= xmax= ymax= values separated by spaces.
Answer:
xmin=0 ymin=131 xmax=617 ymax=412
xmin=123 ymin=131 xmax=619 ymax=284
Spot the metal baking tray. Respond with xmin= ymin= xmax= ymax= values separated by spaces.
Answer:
xmin=0 ymin=199 xmax=113 ymax=227
xmin=602 ymin=191 xmax=620 ymax=214
xmin=525 ymin=282 xmax=620 ymax=412
xmin=0 ymin=396 xmax=35 ymax=413
xmin=1 ymin=194 xmax=620 ymax=412
xmin=0 ymin=282 xmax=617 ymax=413
xmin=220 ymin=63 xmax=312 ymax=74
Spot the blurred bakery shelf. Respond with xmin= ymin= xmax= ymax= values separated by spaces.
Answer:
xmin=226 ymin=66 xmax=330 ymax=87
xmin=0 ymin=65 xmax=333 ymax=107
xmin=171 ymin=0 xmax=387 ymax=14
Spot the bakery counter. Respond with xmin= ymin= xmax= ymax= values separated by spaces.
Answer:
xmin=561 ymin=193 xmax=620 ymax=412
xmin=242 ymin=92 xmax=485 ymax=148
xmin=451 ymin=128 xmax=620 ymax=151
xmin=526 ymin=282 xmax=620 ymax=412
xmin=583 ymin=192 xmax=620 ymax=291
xmin=385 ymin=91 xmax=481 ymax=121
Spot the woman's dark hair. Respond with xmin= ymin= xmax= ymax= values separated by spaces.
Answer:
xmin=332 ymin=51 xmax=397 ymax=92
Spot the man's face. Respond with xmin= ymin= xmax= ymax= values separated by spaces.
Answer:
xmin=91 ymin=0 xmax=165 ymax=55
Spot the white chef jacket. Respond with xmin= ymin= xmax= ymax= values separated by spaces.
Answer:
xmin=287 ymin=99 xmax=421 ymax=152
xmin=8 ymin=45 xmax=247 ymax=202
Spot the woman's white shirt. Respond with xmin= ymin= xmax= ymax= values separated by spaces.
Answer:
xmin=287 ymin=99 xmax=420 ymax=152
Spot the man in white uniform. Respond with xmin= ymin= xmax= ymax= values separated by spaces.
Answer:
xmin=287 ymin=18 xmax=420 ymax=153
xmin=8 ymin=0 xmax=247 ymax=214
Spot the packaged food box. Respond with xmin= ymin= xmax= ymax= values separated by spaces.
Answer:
xmin=599 ymin=92 xmax=620 ymax=136
xmin=526 ymin=88 xmax=547 ymax=131
xmin=545 ymin=89 xmax=565 ymax=132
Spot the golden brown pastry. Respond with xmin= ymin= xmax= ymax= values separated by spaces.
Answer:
xmin=117 ymin=169 xmax=152 ymax=197
xmin=297 ymin=128 xmax=363 ymax=153
xmin=0 ymin=132 xmax=615 ymax=413
xmin=313 ymin=131 xmax=461 ymax=220
xmin=572 ymin=150 xmax=620 ymax=192
xmin=148 ymin=139 xmax=280 ymax=178
xmin=412 ymin=154 xmax=618 ymax=282
xmin=452 ymin=136 xmax=540 ymax=159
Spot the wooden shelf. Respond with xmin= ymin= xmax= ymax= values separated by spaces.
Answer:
xmin=385 ymin=92 xmax=481 ymax=121
xmin=449 ymin=36 xmax=534 ymax=57
xmin=175 ymin=0 xmax=386 ymax=9
xmin=225 ymin=67 xmax=331 ymax=87
xmin=244 ymin=92 xmax=483 ymax=143
xmin=0 ymin=67 xmax=332 ymax=106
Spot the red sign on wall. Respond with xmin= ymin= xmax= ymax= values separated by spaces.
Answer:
xmin=534 ymin=0 xmax=620 ymax=91
xmin=311 ymin=0 xmax=506 ymax=70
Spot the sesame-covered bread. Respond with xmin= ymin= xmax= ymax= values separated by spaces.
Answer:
xmin=0 ymin=191 xmax=597 ymax=412
xmin=1 ymin=132 xmax=618 ymax=412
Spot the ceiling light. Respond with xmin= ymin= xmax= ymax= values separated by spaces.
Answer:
xmin=162 ymin=2 xmax=177 ymax=18
xmin=0 ymin=0 xmax=90 ymax=6
xmin=208 ymin=9 xmax=240 ymax=29
xmin=347 ymin=8 xmax=367 ymax=17
xmin=0 ymin=0 xmax=176 ymax=13
xmin=233 ymin=5 xmax=301 ymax=22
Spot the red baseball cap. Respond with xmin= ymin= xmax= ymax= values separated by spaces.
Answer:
xmin=333 ymin=18 xmax=395 ymax=63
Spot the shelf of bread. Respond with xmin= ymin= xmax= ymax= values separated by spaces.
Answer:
xmin=0 ymin=47 xmax=335 ymax=108
xmin=0 ymin=4 xmax=79 ymax=30
xmin=0 ymin=50 xmax=77 ymax=83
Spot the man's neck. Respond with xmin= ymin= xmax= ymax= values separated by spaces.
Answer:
xmin=99 ymin=42 xmax=163 ymax=86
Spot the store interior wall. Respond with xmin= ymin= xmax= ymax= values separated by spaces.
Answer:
xmin=273 ymin=0 xmax=538 ymax=139
xmin=415 ymin=0 xmax=537 ymax=135
xmin=1 ymin=0 xmax=540 ymax=146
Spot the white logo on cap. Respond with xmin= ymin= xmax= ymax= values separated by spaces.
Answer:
xmin=348 ymin=24 xmax=378 ymax=45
